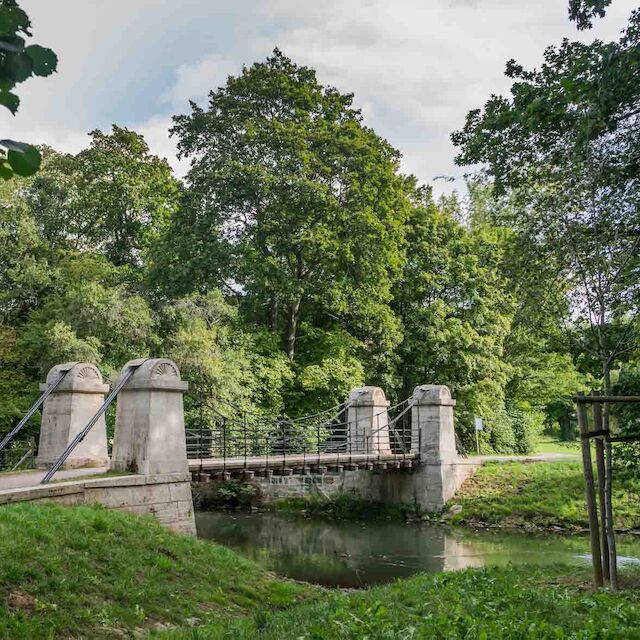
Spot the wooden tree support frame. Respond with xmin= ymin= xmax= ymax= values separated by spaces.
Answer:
xmin=574 ymin=392 xmax=640 ymax=590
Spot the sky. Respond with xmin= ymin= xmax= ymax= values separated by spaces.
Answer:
xmin=2 ymin=0 xmax=636 ymax=197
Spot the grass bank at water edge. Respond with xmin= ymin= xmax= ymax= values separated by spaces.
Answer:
xmin=448 ymin=460 xmax=640 ymax=531
xmin=0 ymin=503 xmax=315 ymax=638
xmin=160 ymin=564 xmax=640 ymax=639
xmin=2 ymin=501 xmax=640 ymax=639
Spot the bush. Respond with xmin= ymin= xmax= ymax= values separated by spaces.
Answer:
xmin=509 ymin=407 xmax=544 ymax=454
xmin=192 ymin=480 xmax=262 ymax=510
xmin=611 ymin=363 xmax=640 ymax=479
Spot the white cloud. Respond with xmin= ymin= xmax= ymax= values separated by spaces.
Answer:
xmin=254 ymin=0 xmax=636 ymax=192
xmin=161 ymin=54 xmax=238 ymax=109
xmin=1 ymin=0 xmax=635 ymax=197
xmin=136 ymin=115 xmax=190 ymax=179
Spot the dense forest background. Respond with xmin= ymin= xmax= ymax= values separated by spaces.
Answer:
xmin=1 ymin=1 xmax=639 ymax=454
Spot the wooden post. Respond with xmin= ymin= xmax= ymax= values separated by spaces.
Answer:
xmin=577 ymin=394 xmax=603 ymax=587
xmin=592 ymin=395 xmax=610 ymax=583
xmin=605 ymin=438 xmax=619 ymax=590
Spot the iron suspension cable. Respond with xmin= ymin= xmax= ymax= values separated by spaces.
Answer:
xmin=41 ymin=363 xmax=142 ymax=484
xmin=0 ymin=370 xmax=68 ymax=453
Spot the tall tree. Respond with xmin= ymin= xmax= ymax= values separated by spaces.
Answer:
xmin=28 ymin=128 xmax=181 ymax=267
xmin=393 ymin=190 xmax=516 ymax=448
xmin=452 ymin=6 xmax=640 ymax=398
xmin=166 ymin=50 xmax=410 ymax=364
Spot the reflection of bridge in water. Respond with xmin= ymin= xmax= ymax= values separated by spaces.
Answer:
xmin=196 ymin=511 xmax=486 ymax=587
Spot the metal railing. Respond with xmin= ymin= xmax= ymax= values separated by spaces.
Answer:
xmin=186 ymin=395 xmax=419 ymax=469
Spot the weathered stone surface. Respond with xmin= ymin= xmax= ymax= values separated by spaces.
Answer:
xmin=246 ymin=384 xmax=477 ymax=512
xmin=36 ymin=362 xmax=109 ymax=469
xmin=111 ymin=359 xmax=189 ymax=475
xmin=0 ymin=474 xmax=196 ymax=535
xmin=347 ymin=387 xmax=391 ymax=455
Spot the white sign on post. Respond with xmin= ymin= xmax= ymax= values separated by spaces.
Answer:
xmin=474 ymin=417 xmax=483 ymax=455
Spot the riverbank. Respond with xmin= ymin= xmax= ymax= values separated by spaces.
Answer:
xmin=159 ymin=564 xmax=640 ymax=639
xmin=253 ymin=460 xmax=640 ymax=533
xmin=0 ymin=503 xmax=316 ymax=639
xmin=447 ymin=460 xmax=640 ymax=532
xmin=1 ymin=503 xmax=639 ymax=639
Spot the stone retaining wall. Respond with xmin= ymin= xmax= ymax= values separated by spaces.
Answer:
xmin=227 ymin=459 xmax=480 ymax=510
xmin=0 ymin=473 xmax=196 ymax=535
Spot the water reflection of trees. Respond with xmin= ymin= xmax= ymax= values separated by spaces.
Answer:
xmin=196 ymin=513 xmax=484 ymax=586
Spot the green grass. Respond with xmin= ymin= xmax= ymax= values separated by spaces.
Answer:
xmin=2 ymin=503 xmax=640 ymax=639
xmin=0 ymin=503 xmax=316 ymax=639
xmin=531 ymin=437 xmax=580 ymax=455
xmin=449 ymin=461 xmax=640 ymax=530
xmin=159 ymin=564 xmax=640 ymax=639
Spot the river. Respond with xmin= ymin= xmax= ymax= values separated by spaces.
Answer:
xmin=196 ymin=511 xmax=640 ymax=588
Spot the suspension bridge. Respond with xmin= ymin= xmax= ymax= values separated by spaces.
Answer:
xmin=186 ymin=391 xmax=421 ymax=478
xmin=0 ymin=358 xmax=476 ymax=533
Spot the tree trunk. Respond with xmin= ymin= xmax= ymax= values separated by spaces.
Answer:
xmin=602 ymin=359 xmax=618 ymax=590
xmin=577 ymin=397 xmax=604 ymax=587
xmin=284 ymin=299 xmax=301 ymax=361
xmin=269 ymin=298 xmax=279 ymax=332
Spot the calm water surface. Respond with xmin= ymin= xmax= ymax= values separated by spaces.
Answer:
xmin=196 ymin=511 xmax=640 ymax=588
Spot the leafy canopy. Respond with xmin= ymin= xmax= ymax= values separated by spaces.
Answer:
xmin=0 ymin=0 xmax=57 ymax=179
xmin=166 ymin=49 xmax=411 ymax=369
xmin=452 ymin=4 xmax=640 ymax=391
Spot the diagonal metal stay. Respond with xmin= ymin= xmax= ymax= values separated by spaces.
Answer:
xmin=0 ymin=369 xmax=69 ymax=454
xmin=40 ymin=362 xmax=142 ymax=484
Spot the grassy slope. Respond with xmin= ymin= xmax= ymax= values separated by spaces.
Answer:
xmin=1 ymin=503 xmax=640 ymax=639
xmin=161 ymin=565 xmax=640 ymax=639
xmin=532 ymin=438 xmax=580 ymax=455
xmin=449 ymin=461 xmax=640 ymax=530
xmin=0 ymin=503 xmax=315 ymax=639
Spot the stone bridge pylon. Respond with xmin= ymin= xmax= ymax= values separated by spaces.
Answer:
xmin=1 ymin=358 xmax=196 ymax=535
xmin=1 ymin=357 xmax=477 ymax=531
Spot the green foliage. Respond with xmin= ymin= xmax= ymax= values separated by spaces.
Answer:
xmin=164 ymin=564 xmax=640 ymax=639
xmin=165 ymin=49 xmax=409 ymax=374
xmin=0 ymin=47 xmax=611 ymax=456
xmin=453 ymin=9 xmax=640 ymax=395
xmin=286 ymin=325 xmax=364 ymax=416
xmin=0 ymin=0 xmax=57 ymax=179
xmin=568 ymin=0 xmax=613 ymax=29
xmin=449 ymin=461 xmax=640 ymax=531
xmin=0 ymin=180 xmax=52 ymax=322
xmin=16 ymin=253 xmax=154 ymax=377
xmin=29 ymin=128 xmax=181 ymax=266
xmin=161 ymin=291 xmax=294 ymax=432
xmin=0 ymin=503 xmax=314 ymax=638
xmin=506 ymin=408 xmax=545 ymax=455
xmin=611 ymin=363 xmax=640 ymax=479
xmin=393 ymin=192 xmax=514 ymax=448
xmin=193 ymin=480 xmax=262 ymax=510
xmin=2 ymin=503 xmax=640 ymax=639
xmin=272 ymin=490 xmax=416 ymax=522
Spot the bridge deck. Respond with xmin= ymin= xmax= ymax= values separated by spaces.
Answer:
xmin=0 ymin=466 xmax=110 ymax=490
xmin=189 ymin=452 xmax=418 ymax=472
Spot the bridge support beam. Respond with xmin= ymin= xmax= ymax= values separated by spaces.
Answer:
xmin=36 ymin=362 xmax=109 ymax=469
xmin=347 ymin=387 xmax=391 ymax=455
xmin=111 ymin=359 xmax=189 ymax=475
